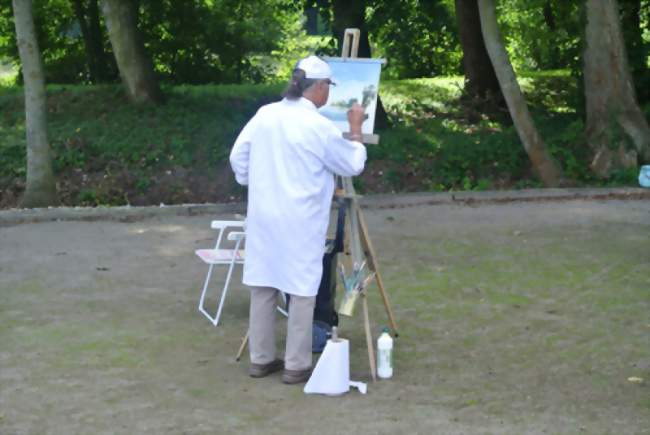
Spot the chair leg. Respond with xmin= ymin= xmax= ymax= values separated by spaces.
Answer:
xmin=214 ymin=257 xmax=238 ymax=327
xmin=198 ymin=264 xmax=216 ymax=323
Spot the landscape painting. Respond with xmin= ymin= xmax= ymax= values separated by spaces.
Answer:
xmin=319 ymin=57 xmax=384 ymax=135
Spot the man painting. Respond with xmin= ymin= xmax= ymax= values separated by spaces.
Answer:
xmin=229 ymin=55 xmax=366 ymax=384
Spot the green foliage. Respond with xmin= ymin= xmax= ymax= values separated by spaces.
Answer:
xmin=76 ymin=188 xmax=99 ymax=205
xmin=0 ymin=87 xmax=27 ymax=179
xmin=543 ymin=118 xmax=591 ymax=181
xmin=370 ymin=119 xmax=527 ymax=192
xmin=268 ymin=34 xmax=337 ymax=83
xmin=604 ymin=167 xmax=639 ymax=186
xmin=0 ymin=0 xmax=309 ymax=85
xmin=0 ymin=0 xmax=647 ymax=93
xmin=0 ymin=60 xmax=17 ymax=87
xmin=0 ymin=71 xmax=643 ymax=208
xmin=376 ymin=72 xmax=630 ymax=192
xmin=367 ymin=0 xmax=461 ymax=79
xmin=621 ymin=0 xmax=650 ymax=103
xmin=0 ymin=82 xmax=283 ymax=205
xmin=0 ymin=0 xmax=92 ymax=84
xmin=517 ymin=69 xmax=579 ymax=114
xmin=373 ymin=77 xmax=529 ymax=191
xmin=497 ymin=0 xmax=582 ymax=72
xmin=138 ymin=0 xmax=307 ymax=84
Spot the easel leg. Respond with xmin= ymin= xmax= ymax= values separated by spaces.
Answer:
xmin=235 ymin=330 xmax=249 ymax=361
xmin=357 ymin=207 xmax=399 ymax=336
xmin=362 ymin=292 xmax=377 ymax=381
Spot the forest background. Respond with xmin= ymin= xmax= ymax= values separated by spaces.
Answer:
xmin=1 ymin=0 xmax=649 ymax=208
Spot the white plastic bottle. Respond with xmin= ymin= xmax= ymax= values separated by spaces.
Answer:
xmin=377 ymin=327 xmax=393 ymax=379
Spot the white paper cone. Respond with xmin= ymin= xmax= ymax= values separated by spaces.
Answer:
xmin=303 ymin=338 xmax=350 ymax=395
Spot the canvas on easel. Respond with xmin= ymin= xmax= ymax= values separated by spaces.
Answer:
xmin=318 ymin=57 xmax=384 ymax=143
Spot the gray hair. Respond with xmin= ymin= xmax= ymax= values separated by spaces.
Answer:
xmin=282 ymin=68 xmax=318 ymax=100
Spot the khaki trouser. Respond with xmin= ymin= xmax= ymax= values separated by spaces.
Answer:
xmin=249 ymin=286 xmax=316 ymax=371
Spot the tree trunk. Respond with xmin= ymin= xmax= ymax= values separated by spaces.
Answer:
xmin=542 ymin=0 xmax=556 ymax=31
xmin=331 ymin=0 xmax=390 ymax=129
xmin=619 ymin=0 xmax=649 ymax=103
xmin=455 ymin=0 xmax=502 ymax=101
xmin=477 ymin=0 xmax=563 ymax=187
xmin=72 ymin=0 xmax=114 ymax=83
xmin=100 ymin=0 xmax=162 ymax=104
xmin=12 ymin=0 xmax=58 ymax=207
xmin=542 ymin=0 xmax=562 ymax=69
xmin=584 ymin=0 xmax=650 ymax=177
xmin=331 ymin=0 xmax=371 ymax=56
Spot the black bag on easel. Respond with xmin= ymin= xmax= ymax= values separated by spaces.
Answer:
xmin=314 ymin=197 xmax=346 ymax=327
xmin=311 ymin=198 xmax=346 ymax=352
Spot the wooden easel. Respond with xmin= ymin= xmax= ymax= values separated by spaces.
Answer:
xmin=236 ymin=29 xmax=398 ymax=382
xmin=335 ymin=29 xmax=398 ymax=382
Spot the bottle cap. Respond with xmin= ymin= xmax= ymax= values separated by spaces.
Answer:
xmin=382 ymin=326 xmax=390 ymax=334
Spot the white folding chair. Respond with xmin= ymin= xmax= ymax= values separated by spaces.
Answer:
xmin=195 ymin=220 xmax=288 ymax=327
xmin=195 ymin=220 xmax=246 ymax=326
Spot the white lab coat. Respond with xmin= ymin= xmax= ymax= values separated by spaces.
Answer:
xmin=229 ymin=97 xmax=367 ymax=297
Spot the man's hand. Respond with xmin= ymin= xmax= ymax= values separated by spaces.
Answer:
xmin=347 ymin=103 xmax=365 ymax=136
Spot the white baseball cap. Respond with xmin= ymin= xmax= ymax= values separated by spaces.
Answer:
xmin=297 ymin=55 xmax=336 ymax=84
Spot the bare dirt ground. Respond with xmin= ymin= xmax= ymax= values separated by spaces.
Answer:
xmin=1 ymin=197 xmax=649 ymax=434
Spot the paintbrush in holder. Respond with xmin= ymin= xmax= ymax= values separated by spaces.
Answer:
xmin=338 ymin=262 xmax=374 ymax=317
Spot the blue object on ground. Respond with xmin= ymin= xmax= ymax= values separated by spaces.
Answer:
xmin=640 ymin=165 xmax=650 ymax=188
xmin=312 ymin=320 xmax=332 ymax=353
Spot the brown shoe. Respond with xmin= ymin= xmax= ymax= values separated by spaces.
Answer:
xmin=282 ymin=368 xmax=312 ymax=384
xmin=249 ymin=359 xmax=284 ymax=378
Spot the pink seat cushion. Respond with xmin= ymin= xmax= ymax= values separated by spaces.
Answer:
xmin=196 ymin=248 xmax=245 ymax=263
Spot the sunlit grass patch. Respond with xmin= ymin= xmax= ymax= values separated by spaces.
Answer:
xmin=0 ymin=60 xmax=17 ymax=88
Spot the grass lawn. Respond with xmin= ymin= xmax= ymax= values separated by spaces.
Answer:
xmin=1 ymin=199 xmax=648 ymax=433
